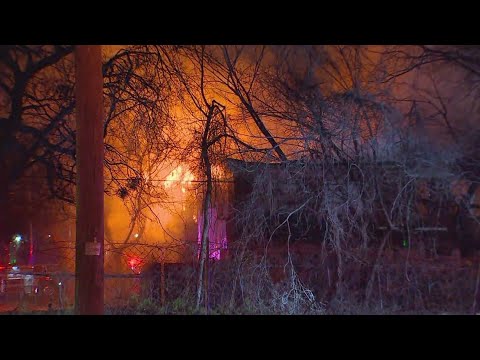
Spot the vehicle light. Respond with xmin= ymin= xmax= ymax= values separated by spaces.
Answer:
xmin=58 ymin=282 xmax=62 ymax=286
xmin=128 ymin=257 xmax=140 ymax=268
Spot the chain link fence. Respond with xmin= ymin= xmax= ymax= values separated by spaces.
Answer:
xmin=1 ymin=244 xmax=480 ymax=314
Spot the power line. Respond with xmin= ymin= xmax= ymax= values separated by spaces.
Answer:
xmin=21 ymin=175 xmax=235 ymax=183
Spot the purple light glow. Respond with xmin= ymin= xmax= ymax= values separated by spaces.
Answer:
xmin=197 ymin=207 xmax=228 ymax=260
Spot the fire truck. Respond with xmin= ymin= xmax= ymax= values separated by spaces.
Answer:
xmin=0 ymin=233 xmax=60 ymax=300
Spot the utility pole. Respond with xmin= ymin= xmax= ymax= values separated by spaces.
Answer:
xmin=28 ymin=167 xmax=34 ymax=265
xmin=74 ymin=45 xmax=104 ymax=315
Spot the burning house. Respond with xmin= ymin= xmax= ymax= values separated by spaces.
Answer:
xmin=222 ymin=158 xmax=480 ymax=258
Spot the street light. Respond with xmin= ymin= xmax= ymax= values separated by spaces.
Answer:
xmin=13 ymin=234 xmax=22 ymax=243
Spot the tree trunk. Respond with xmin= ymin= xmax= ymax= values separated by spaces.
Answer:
xmin=196 ymin=104 xmax=215 ymax=311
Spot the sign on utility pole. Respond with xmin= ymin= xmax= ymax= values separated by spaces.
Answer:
xmin=74 ymin=45 xmax=104 ymax=315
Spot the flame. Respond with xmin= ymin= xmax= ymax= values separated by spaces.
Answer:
xmin=163 ymin=165 xmax=195 ymax=193
xmin=101 ymin=161 xmax=201 ymax=272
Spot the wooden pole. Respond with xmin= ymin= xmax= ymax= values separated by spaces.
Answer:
xmin=74 ymin=45 xmax=104 ymax=315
